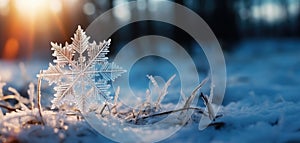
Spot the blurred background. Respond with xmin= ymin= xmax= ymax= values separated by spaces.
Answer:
xmin=0 ymin=0 xmax=299 ymax=61
xmin=0 ymin=1 xmax=300 ymax=142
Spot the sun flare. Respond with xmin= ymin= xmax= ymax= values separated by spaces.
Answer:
xmin=15 ymin=0 xmax=62 ymax=17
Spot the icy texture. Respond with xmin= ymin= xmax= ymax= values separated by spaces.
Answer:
xmin=38 ymin=26 xmax=125 ymax=112
xmin=1 ymin=39 xmax=300 ymax=143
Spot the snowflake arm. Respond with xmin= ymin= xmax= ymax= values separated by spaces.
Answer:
xmin=39 ymin=26 xmax=126 ymax=112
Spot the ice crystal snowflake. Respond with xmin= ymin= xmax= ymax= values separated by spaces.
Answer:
xmin=39 ymin=26 xmax=125 ymax=112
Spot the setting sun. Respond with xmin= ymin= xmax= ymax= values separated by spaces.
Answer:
xmin=0 ymin=0 xmax=75 ymax=60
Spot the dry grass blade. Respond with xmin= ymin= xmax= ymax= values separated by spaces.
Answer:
xmin=0 ymin=87 xmax=29 ymax=109
xmin=27 ymin=83 xmax=35 ymax=109
xmin=99 ymin=103 xmax=109 ymax=117
xmin=8 ymin=87 xmax=30 ymax=104
xmin=155 ymin=74 xmax=176 ymax=108
xmin=183 ymin=77 xmax=209 ymax=109
xmin=200 ymin=92 xmax=208 ymax=104
xmin=147 ymin=75 xmax=159 ymax=90
xmin=200 ymin=92 xmax=216 ymax=120
xmin=111 ymin=86 xmax=120 ymax=115
xmin=146 ymin=89 xmax=151 ymax=103
xmin=37 ymin=70 xmax=45 ymax=125
xmin=0 ymin=76 xmax=6 ymax=97
xmin=0 ymin=104 xmax=16 ymax=112
xmin=114 ymin=86 xmax=120 ymax=105
xmin=138 ymin=107 xmax=205 ymax=121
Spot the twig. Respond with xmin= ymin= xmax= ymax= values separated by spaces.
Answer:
xmin=99 ymin=103 xmax=109 ymax=117
xmin=37 ymin=71 xmax=45 ymax=125
xmin=139 ymin=107 xmax=205 ymax=120
xmin=0 ymin=104 xmax=17 ymax=111
xmin=0 ymin=95 xmax=20 ymax=100
xmin=200 ymin=92 xmax=216 ymax=120
xmin=200 ymin=92 xmax=208 ymax=104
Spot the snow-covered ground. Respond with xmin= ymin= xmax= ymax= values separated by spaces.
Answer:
xmin=0 ymin=39 xmax=300 ymax=143
xmin=162 ymin=39 xmax=300 ymax=143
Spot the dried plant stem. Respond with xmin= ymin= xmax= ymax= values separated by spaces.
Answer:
xmin=155 ymin=74 xmax=176 ymax=109
xmin=183 ymin=77 xmax=209 ymax=109
xmin=0 ymin=95 xmax=20 ymax=100
xmin=0 ymin=104 xmax=16 ymax=111
xmin=37 ymin=71 xmax=45 ymax=125
xmin=100 ymin=103 xmax=109 ymax=117
xmin=139 ymin=107 xmax=204 ymax=120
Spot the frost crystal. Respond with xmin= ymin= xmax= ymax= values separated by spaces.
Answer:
xmin=39 ymin=26 xmax=125 ymax=112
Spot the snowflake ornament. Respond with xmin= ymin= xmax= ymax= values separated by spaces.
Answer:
xmin=39 ymin=26 xmax=125 ymax=112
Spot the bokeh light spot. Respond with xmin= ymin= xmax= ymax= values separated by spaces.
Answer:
xmin=251 ymin=2 xmax=286 ymax=24
xmin=113 ymin=0 xmax=131 ymax=22
xmin=49 ymin=0 xmax=62 ymax=14
xmin=83 ymin=2 xmax=96 ymax=16
xmin=3 ymin=38 xmax=19 ymax=60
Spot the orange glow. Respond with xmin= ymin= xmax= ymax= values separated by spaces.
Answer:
xmin=15 ymin=0 xmax=47 ymax=17
xmin=15 ymin=0 xmax=63 ymax=18
xmin=52 ymin=13 xmax=68 ymax=40
xmin=3 ymin=38 xmax=19 ymax=60
xmin=10 ymin=0 xmax=65 ymax=59
xmin=1 ymin=0 xmax=77 ymax=60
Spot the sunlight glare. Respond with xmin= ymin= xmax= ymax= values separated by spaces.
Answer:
xmin=262 ymin=3 xmax=285 ymax=23
xmin=0 ymin=0 xmax=9 ymax=8
xmin=49 ymin=0 xmax=62 ymax=14
xmin=0 ymin=0 xmax=9 ymax=16
xmin=15 ymin=0 xmax=47 ymax=17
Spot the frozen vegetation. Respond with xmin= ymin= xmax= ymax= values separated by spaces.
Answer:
xmin=0 ymin=38 xmax=300 ymax=143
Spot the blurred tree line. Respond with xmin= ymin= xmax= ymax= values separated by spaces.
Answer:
xmin=0 ymin=0 xmax=299 ymax=60
xmin=88 ymin=0 xmax=300 ymax=51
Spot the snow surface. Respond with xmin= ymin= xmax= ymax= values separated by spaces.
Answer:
xmin=0 ymin=39 xmax=300 ymax=143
